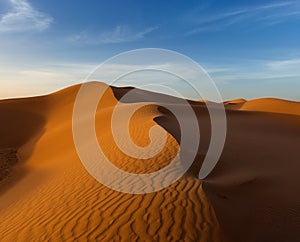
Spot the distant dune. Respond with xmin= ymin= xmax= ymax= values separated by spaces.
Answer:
xmin=239 ymin=98 xmax=300 ymax=116
xmin=225 ymin=97 xmax=300 ymax=116
xmin=0 ymin=82 xmax=299 ymax=241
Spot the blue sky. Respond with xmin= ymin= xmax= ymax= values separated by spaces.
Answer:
xmin=0 ymin=0 xmax=300 ymax=100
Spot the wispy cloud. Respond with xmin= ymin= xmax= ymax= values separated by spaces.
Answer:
xmin=69 ymin=25 xmax=158 ymax=45
xmin=0 ymin=0 xmax=52 ymax=33
xmin=266 ymin=58 xmax=300 ymax=70
xmin=206 ymin=57 xmax=300 ymax=95
xmin=205 ymin=67 xmax=232 ymax=74
xmin=187 ymin=1 xmax=300 ymax=34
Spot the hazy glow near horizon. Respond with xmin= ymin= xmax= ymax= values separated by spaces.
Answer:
xmin=0 ymin=0 xmax=300 ymax=101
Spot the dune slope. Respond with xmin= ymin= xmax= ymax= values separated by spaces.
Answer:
xmin=0 ymin=83 xmax=223 ymax=241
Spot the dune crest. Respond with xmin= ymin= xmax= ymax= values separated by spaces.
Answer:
xmin=223 ymin=98 xmax=246 ymax=105
xmin=0 ymin=83 xmax=224 ymax=241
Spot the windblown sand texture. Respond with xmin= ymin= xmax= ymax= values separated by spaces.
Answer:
xmin=0 ymin=82 xmax=299 ymax=242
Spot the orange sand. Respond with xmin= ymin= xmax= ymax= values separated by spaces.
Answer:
xmin=0 ymin=82 xmax=299 ymax=241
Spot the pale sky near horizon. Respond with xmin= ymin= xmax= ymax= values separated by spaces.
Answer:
xmin=0 ymin=0 xmax=300 ymax=101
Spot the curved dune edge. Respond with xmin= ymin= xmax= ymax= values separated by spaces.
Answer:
xmin=223 ymin=98 xmax=247 ymax=105
xmin=0 ymin=83 xmax=224 ymax=241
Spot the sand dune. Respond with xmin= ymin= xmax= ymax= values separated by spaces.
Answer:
xmin=225 ymin=97 xmax=300 ymax=116
xmin=239 ymin=98 xmax=300 ymax=116
xmin=0 ymin=83 xmax=223 ymax=241
xmin=0 ymin=82 xmax=299 ymax=241
xmin=122 ymin=90 xmax=300 ymax=241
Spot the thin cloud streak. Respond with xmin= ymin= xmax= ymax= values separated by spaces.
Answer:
xmin=69 ymin=25 xmax=158 ymax=45
xmin=0 ymin=0 xmax=52 ymax=33
xmin=207 ymin=57 xmax=300 ymax=85
xmin=266 ymin=58 xmax=300 ymax=69
xmin=186 ymin=1 xmax=300 ymax=35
